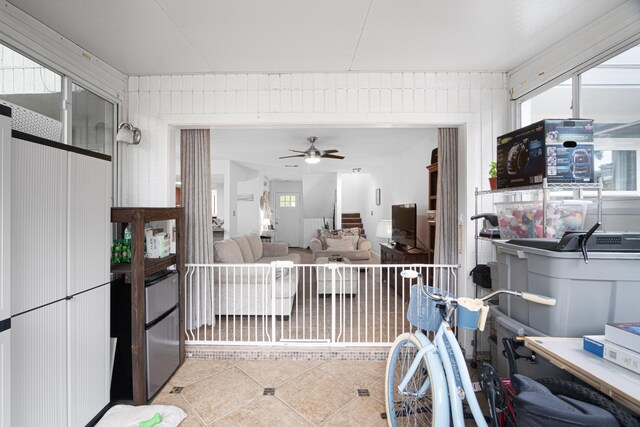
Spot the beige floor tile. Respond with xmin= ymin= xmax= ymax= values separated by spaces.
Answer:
xmin=318 ymin=360 xmax=385 ymax=389
xmin=211 ymin=395 xmax=313 ymax=427
xmin=236 ymin=360 xmax=320 ymax=387
xmin=169 ymin=359 xmax=234 ymax=387
xmin=322 ymin=396 xmax=387 ymax=426
xmin=181 ymin=366 xmax=263 ymax=424
xmin=277 ymin=368 xmax=356 ymax=426
xmin=151 ymin=390 xmax=205 ymax=427
xmin=368 ymin=377 xmax=386 ymax=403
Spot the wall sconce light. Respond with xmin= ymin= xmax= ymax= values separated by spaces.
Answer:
xmin=116 ymin=122 xmax=141 ymax=145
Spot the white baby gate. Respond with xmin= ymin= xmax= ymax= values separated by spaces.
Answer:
xmin=184 ymin=262 xmax=457 ymax=346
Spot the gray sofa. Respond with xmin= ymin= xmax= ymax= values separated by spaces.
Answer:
xmin=212 ymin=234 xmax=300 ymax=317
xmin=309 ymin=235 xmax=372 ymax=263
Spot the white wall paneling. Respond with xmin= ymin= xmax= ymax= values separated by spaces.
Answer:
xmin=10 ymin=139 xmax=67 ymax=314
xmin=11 ymin=300 xmax=67 ymax=427
xmin=125 ymin=71 xmax=508 ymax=351
xmin=67 ymin=153 xmax=111 ymax=295
xmin=0 ymin=115 xmax=10 ymax=322
xmin=0 ymin=329 xmax=9 ymax=427
xmin=67 ymin=285 xmax=110 ymax=427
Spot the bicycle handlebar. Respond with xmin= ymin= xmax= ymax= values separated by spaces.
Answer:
xmin=521 ymin=292 xmax=556 ymax=306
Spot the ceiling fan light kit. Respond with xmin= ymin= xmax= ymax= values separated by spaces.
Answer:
xmin=279 ymin=136 xmax=345 ymax=164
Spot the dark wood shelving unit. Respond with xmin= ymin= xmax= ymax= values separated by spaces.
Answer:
xmin=110 ymin=207 xmax=185 ymax=405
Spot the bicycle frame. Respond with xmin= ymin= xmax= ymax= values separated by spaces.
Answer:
xmin=397 ymin=321 xmax=488 ymax=427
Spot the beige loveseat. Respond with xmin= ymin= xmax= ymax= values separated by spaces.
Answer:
xmin=309 ymin=231 xmax=372 ymax=263
xmin=213 ymin=235 xmax=300 ymax=317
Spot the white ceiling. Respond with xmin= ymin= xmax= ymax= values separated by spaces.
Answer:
xmin=8 ymin=0 xmax=626 ymax=75
xmin=177 ymin=127 xmax=436 ymax=181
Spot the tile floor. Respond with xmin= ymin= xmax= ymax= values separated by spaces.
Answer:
xmin=152 ymin=357 xmax=489 ymax=426
xmin=152 ymin=358 xmax=388 ymax=426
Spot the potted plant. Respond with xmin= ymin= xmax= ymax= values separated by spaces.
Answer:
xmin=489 ymin=161 xmax=497 ymax=190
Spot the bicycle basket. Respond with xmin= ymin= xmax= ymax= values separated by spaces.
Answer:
xmin=407 ymin=284 xmax=454 ymax=331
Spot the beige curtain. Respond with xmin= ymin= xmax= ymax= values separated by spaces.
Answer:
xmin=434 ymin=128 xmax=458 ymax=265
xmin=181 ymin=129 xmax=215 ymax=328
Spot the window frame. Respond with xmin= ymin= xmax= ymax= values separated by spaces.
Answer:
xmin=514 ymin=41 xmax=640 ymax=197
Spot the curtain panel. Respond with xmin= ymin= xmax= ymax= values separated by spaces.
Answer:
xmin=434 ymin=128 xmax=459 ymax=265
xmin=181 ymin=129 xmax=215 ymax=328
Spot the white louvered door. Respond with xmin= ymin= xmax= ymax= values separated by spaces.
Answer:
xmin=67 ymin=284 xmax=110 ymax=426
xmin=0 ymin=115 xmax=10 ymax=323
xmin=0 ymin=329 xmax=9 ymax=427
xmin=11 ymin=300 xmax=67 ymax=427
xmin=10 ymin=139 xmax=67 ymax=315
xmin=67 ymin=152 xmax=111 ymax=296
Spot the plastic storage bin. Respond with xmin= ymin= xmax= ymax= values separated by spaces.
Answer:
xmin=496 ymin=200 xmax=590 ymax=239
xmin=490 ymin=307 xmax=569 ymax=379
xmin=493 ymin=240 xmax=640 ymax=337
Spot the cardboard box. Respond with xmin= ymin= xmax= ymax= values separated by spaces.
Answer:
xmin=497 ymin=119 xmax=594 ymax=189
xmin=147 ymin=233 xmax=170 ymax=258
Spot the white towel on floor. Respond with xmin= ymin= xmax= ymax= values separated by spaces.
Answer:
xmin=96 ymin=404 xmax=187 ymax=427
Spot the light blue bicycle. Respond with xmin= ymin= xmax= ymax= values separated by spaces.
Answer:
xmin=385 ymin=270 xmax=556 ymax=426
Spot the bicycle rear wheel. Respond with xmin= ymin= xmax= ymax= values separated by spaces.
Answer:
xmin=385 ymin=333 xmax=435 ymax=426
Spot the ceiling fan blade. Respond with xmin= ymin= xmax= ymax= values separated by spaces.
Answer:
xmin=321 ymin=154 xmax=345 ymax=160
xmin=289 ymin=149 xmax=307 ymax=153
xmin=322 ymin=149 xmax=339 ymax=154
xmin=279 ymin=154 xmax=305 ymax=159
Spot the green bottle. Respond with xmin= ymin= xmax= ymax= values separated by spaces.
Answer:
xmin=124 ymin=238 xmax=132 ymax=263
xmin=115 ymin=239 xmax=124 ymax=263
xmin=111 ymin=239 xmax=119 ymax=263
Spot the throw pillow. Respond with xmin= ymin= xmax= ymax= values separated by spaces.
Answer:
xmin=325 ymin=237 xmax=355 ymax=250
xmin=343 ymin=228 xmax=361 ymax=236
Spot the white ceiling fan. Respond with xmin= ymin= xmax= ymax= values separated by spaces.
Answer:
xmin=278 ymin=136 xmax=345 ymax=164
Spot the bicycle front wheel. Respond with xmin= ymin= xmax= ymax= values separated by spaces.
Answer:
xmin=385 ymin=333 xmax=435 ymax=426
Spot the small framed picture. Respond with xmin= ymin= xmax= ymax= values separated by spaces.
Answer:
xmin=375 ymin=188 xmax=381 ymax=206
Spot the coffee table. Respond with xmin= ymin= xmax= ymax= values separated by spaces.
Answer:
xmin=314 ymin=256 xmax=357 ymax=295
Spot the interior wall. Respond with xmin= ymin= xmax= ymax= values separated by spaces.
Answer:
xmin=340 ymin=173 xmax=365 ymax=214
xmin=302 ymin=173 xmax=336 ymax=247
xmin=236 ymin=166 xmax=262 ymax=236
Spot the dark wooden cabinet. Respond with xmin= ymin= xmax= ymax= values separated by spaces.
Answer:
xmin=380 ymin=243 xmax=429 ymax=296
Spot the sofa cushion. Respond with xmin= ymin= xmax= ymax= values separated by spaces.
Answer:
xmin=213 ymin=239 xmax=244 ymax=263
xmin=232 ymin=236 xmax=255 ymax=263
xmin=326 ymin=238 xmax=355 ymax=250
xmin=246 ymin=234 xmax=263 ymax=260
xmin=342 ymin=235 xmax=359 ymax=249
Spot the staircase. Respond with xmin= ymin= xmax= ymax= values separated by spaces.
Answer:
xmin=342 ymin=212 xmax=365 ymax=237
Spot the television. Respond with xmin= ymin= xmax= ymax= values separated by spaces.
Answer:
xmin=391 ymin=204 xmax=417 ymax=250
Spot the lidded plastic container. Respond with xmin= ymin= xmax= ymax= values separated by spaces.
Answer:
xmin=496 ymin=199 xmax=590 ymax=239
